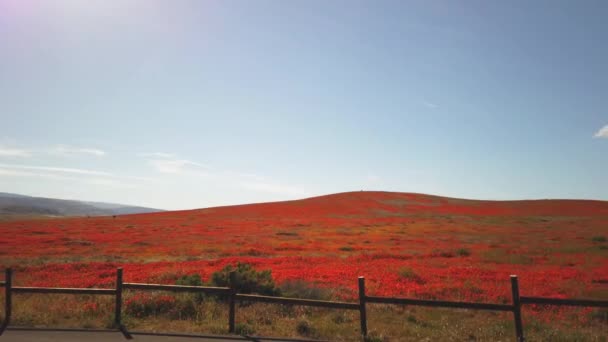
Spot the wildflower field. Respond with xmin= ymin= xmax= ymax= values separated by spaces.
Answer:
xmin=1 ymin=191 xmax=607 ymax=340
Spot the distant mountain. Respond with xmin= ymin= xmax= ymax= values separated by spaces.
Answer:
xmin=0 ymin=193 xmax=163 ymax=218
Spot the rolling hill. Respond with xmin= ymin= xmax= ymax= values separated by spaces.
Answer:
xmin=0 ymin=192 xmax=163 ymax=218
xmin=0 ymin=191 xmax=607 ymax=339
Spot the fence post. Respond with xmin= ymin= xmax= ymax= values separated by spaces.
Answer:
xmin=510 ymin=275 xmax=524 ymax=342
xmin=115 ymin=268 xmax=132 ymax=339
xmin=358 ymin=276 xmax=368 ymax=339
xmin=228 ymin=271 xmax=236 ymax=334
xmin=0 ymin=268 xmax=12 ymax=335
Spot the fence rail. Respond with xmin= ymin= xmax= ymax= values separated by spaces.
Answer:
xmin=520 ymin=296 xmax=608 ymax=308
xmin=235 ymin=293 xmax=360 ymax=310
xmin=364 ymin=295 xmax=514 ymax=311
xmin=1 ymin=268 xmax=607 ymax=341
xmin=11 ymin=287 xmax=116 ymax=295
xmin=123 ymin=282 xmax=230 ymax=295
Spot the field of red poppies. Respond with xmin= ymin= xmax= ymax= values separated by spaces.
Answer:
xmin=2 ymin=191 xmax=607 ymax=301
xmin=1 ymin=191 xmax=607 ymax=338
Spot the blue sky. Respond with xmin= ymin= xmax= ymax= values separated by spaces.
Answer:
xmin=0 ymin=0 xmax=606 ymax=210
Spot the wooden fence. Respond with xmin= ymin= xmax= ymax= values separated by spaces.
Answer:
xmin=0 ymin=268 xmax=607 ymax=341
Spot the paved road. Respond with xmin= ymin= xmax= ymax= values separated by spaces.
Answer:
xmin=1 ymin=330 xmax=317 ymax=342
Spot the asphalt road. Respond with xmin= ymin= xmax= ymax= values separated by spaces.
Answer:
xmin=1 ymin=330 xmax=319 ymax=342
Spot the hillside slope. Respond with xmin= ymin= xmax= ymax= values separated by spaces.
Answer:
xmin=0 ymin=192 xmax=163 ymax=218
xmin=0 ymin=190 xmax=606 ymax=308
xmin=137 ymin=191 xmax=608 ymax=220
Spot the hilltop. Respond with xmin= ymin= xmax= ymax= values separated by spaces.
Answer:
xmin=137 ymin=190 xmax=608 ymax=220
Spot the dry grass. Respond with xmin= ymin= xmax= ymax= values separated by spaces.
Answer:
xmin=3 ymin=293 xmax=607 ymax=341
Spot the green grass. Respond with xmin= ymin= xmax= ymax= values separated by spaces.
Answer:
xmin=592 ymin=236 xmax=607 ymax=243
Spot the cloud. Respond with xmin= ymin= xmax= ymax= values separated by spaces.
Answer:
xmin=0 ymin=144 xmax=106 ymax=158
xmin=143 ymin=152 xmax=208 ymax=174
xmin=0 ymin=163 xmax=113 ymax=176
xmin=423 ymin=100 xmax=438 ymax=109
xmin=0 ymin=168 xmax=73 ymax=180
xmin=142 ymin=152 xmax=311 ymax=198
xmin=0 ymin=163 xmax=155 ymax=190
xmin=148 ymin=159 xmax=208 ymax=174
xmin=140 ymin=152 xmax=175 ymax=158
xmin=84 ymin=178 xmax=139 ymax=188
xmin=0 ymin=146 xmax=31 ymax=157
xmin=594 ymin=125 xmax=608 ymax=138
xmin=0 ymin=168 xmax=139 ymax=188
xmin=50 ymin=145 xmax=106 ymax=157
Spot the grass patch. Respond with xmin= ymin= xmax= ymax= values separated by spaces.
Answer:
xmin=397 ymin=267 xmax=424 ymax=284
xmin=481 ymin=249 xmax=533 ymax=265
xmin=279 ymin=280 xmax=333 ymax=300
xmin=456 ymin=248 xmax=471 ymax=257
xmin=276 ymin=231 xmax=299 ymax=237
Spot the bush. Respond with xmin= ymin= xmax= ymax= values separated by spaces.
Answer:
xmin=279 ymin=280 xmax=332 ymax=300
xmin=432 ymin=249 xmax=454 ymax=258
xmin=176 ymin=273 xmax=203 ymax=286
xmin=398 ymin=267 xmax=424 ymax=284
xmin=296 ymin=319 xmax=318 ymax=338
xmin=592 ymin=236 xmax=607 ymax=243
xmin=456 ymin=248 xmax=471 ymax=257
xmin=125 ymin=293 xmax=175 ymax=318
xmin=124 ymin=293 xmax=197 ymax=320
xmin=176 ymin=273 xmax=205 ymax=303
xmin=210 ymin=262 xmax=280 ymax=296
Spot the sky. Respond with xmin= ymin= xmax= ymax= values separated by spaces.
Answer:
xmin=0 ymin=0 xmax=607 ymax=210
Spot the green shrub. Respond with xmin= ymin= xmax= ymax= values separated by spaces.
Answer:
xmin=279 ymin=280 xmax=332 ymax=300
xmin=456 ymin=248 xmax=471 ymax=256
xmin=210 ymin=262 xmax=280 ymax=296
xmin=296 ymin=319 xmax=318 ymax=338
xmin=176 ymin=274 xmax=204 ymax=303
xmin=339 ymin=246 xmax=354 ymax=251
xmin=176 ymin=273 xmax=203 ymax=286
xmin=432 ymin=249 xmax=454 ymax=258
xmin=276 ymin=231 xmax=299 ymax=236
xmin=125 ymin=294 xmax=174 ymax=318
xmin=398 ymin=267 xmax=424 ymax=284
xmin=592 ymin=236 xmax=607 ymax=243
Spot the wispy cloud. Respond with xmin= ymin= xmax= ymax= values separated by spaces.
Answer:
xmin=594 ymin=125 xmax=608 ymax=138
xmin=0 ymin=163 xmax=113 ymax=176
xmin=149 ymin=159 xmax=208 ymax=174
xmin=0 ymin=168 xmax=72 ymax=180
xmin=0 ymin=145 xmax=32 ymax=157
xmin=84 ymin=178 xmax=139 ymax=188
xmin=142 ymin=152 xmax=311 ymax=198
xmin=50 ymin=145 xmax=106 ymax=157
xmin=423 ymin=100 xmax=438 ymax=109
xmin=143 ymin=153 xmax=208 ymax=174
xmin=140 ymin=152 xmax=175 ymax=158
xmin=0 ymin=168 xmax=139 ymax=188
xmin=0 ymin=143 xmax=106 ymax=158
